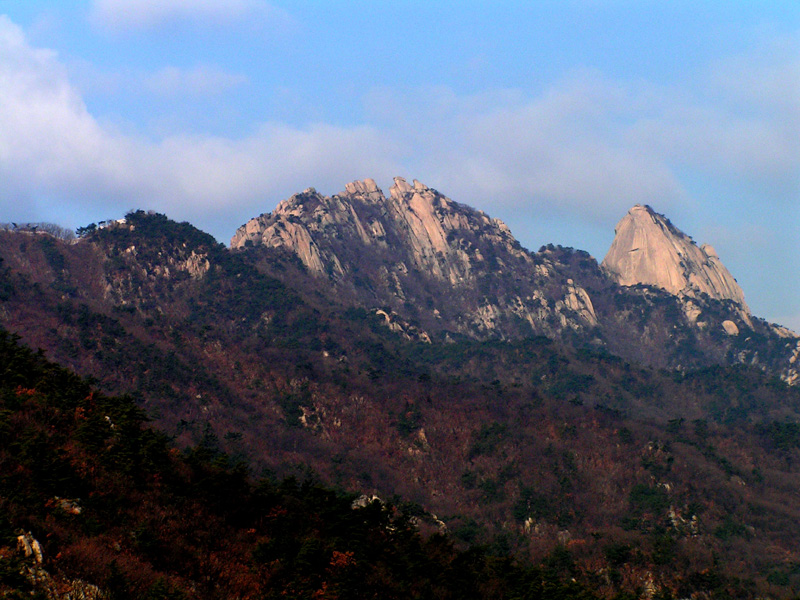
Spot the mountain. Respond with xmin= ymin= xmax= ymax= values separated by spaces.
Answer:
xmin=232 ymin=177 xmax=798 ymax=383
xmin=602 ymin=204 xmax=749 ymax=318
xmin=3 ymin=186 xmax=800 ymax=597
xmin=2 ymin=327 xmax=604 ymax=600
xmin=232 ymin=177 xmax=598 ymax=340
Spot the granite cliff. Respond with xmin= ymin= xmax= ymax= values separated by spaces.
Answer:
xmin=232 ymin=177 xmax=598 ymax=339
xmin=231 ymin=179 xmax=797 ymax=382
xmin=602 ymin=205 xmax=749 ymax=316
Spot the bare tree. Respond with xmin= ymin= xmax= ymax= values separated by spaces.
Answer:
xmin=0 ymin=222 xmax=76 ymax=241
xmin=36 ymin=222 xmax=76 ymax=241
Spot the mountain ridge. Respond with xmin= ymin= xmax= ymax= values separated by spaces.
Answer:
xmin=3 ymin=204 xmax=800 ymax=596
xmin=233 ymin=176 xmax=600 ymax=339
xmin=229 ymin=176 xmax=797 ymax=383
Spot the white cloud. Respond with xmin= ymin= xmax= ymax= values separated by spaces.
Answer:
xmin=359 ymin=55 xmax=799 ymax=222
xmin=709 ymin=33 xmax=800 ymax=115
xmin=0 ymin=16 xmax=116 ymax=199
xmin=67 ymin=61 xmax=247 ymax=101
xmin=0 ymin=13 xmax=797 ymax=248
xmin=0 ymin=16 xmax=400 ymax=235
xmin=363 ymin=76 xmax=687 ymax=221
xmin=90 ymin=0 xmax=290 ymax=32
xmin=144 ymin=65 xmax=247 ymax=97
xmin=625 ymin=98 xmax=800 ymax=199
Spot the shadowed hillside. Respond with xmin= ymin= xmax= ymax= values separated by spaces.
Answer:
xmin=1 ymin=205 xmax=800 ymax=597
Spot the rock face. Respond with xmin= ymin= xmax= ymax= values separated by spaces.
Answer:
xmin=602 ymin=205 xmax=749 ymax=312
xmin=232 ymin=176 xmax=518 ymax=286
xmin=232 ymin=177 xmax=598 ymax=339
xmin=228 ymin=182 xmax=799 ymax=380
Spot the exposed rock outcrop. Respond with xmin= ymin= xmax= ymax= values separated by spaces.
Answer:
xmin=16 ymin=532 xmax=103 ymax=600
xmin=231 ymin=177 xmax=526 ymax=287
xmin=785 ymin=340 xmax=800 ymax=385
xmin=230 ymin=181 xmax=800 ymax=380
xmin=602 ymin=205 xmax=749 ymax=313
xmin=373 ymin=308 xmax=432 ymax=343
xmin=231 ymin=177 xmax=598 ymax=339
xmin=722 ymin=320 xmax=739 ymax=336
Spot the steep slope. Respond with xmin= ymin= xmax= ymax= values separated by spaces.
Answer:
xmin=0 ymin=212 xmax=319 ymax=442
xmin=232 ymin=179 xmax=798 ymax=382
xmin=602 ymin=204 xmax=749 ymax=313
xmin=233 ymin=177 xmax=598 ymax=340
xmin=5 ymin=301 xmax=800 ymax=598
xmin=2 ymin=327 xmax=614 ymax=600
xmin=4 ymin=211 xmax=800 ymax=596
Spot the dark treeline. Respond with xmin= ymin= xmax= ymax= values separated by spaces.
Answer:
xmin=0 ymin=222 xmax=75 ymax=240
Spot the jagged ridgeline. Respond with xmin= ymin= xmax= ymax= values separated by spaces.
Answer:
xmin=232 ymin=177 xmax=600 ymax=340
xmin=3 ymin=181 xmax=800 ymax=597
xmin=231 ymin=177 xmax=799 ymax=382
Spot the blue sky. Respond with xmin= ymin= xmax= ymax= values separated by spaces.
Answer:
xmin=0 ymin=1 xmax=798 ymax=330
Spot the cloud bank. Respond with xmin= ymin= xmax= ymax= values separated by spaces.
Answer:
xmin=0 ymin=16 xmax=400 ymax=230
xmin=0 ymin=15 xmax=797 ymax=242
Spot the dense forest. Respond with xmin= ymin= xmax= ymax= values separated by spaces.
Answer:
xmin=2 ymin=213 xmax=800 ymax=598
xmin=1 ymin=327 xmax=622 ymax=599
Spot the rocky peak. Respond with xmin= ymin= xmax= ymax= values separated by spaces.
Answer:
xmin=390 ymin=176 xmax=414 ymax=196
xmin=601 ymin=205 xmax=749 ymax=313
xmin=230 ymin=177 xmax=599 ymax=339
xmin=231 ymin=177 xmax=524 ymax=285
xmin=343 ymin=178 xmax=384 ymax=202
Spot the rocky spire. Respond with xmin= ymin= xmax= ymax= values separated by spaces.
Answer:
xmin=601 ymin=205 xmax=749 ymax=311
